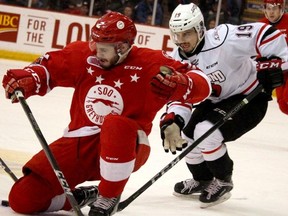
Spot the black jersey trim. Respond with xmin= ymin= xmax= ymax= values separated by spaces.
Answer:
xmin=260 ymin=26 xmax=277 ymax=43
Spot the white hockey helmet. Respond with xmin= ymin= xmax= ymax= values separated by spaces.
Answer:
xmin=169 ymin=3 xmax=205 ymax=43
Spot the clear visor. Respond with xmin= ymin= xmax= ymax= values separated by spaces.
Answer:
xmin=170 ymin=28 xmax=197 ymax=44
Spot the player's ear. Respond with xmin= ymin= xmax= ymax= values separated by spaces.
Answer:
xmin=118 ymin=42 xmax=131 ymax=54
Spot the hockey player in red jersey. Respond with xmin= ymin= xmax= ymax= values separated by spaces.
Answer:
xmin=259 ymin=0 xmax=288 ymax=114
xmin=1 ymin=12 xmax=211 ymax=216
xmin=159 ymin=3 xmax=288 ymax=209
xmin=260 ymin=0 xmax=288 ymax=44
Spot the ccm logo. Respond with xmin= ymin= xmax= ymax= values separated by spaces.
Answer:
xmin=258 ymin=61 xmax=281 ymax=69
xmin=124 ymin=66 xmax=142 ymax=70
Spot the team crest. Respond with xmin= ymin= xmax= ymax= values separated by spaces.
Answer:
xmin=84 ymin=84 xmax=123 ymax=125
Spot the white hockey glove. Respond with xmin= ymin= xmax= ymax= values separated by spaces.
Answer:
xmin=160 ymin=112 xmax=187 ymax=154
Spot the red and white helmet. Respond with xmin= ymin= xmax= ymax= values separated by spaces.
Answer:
xmin=91 ymin=11 xmax=137 ymax=45
xmin=264 ymin=0 xmax=284 ymax=5
xmin=263 ymin=0 xmax=285 ymax=9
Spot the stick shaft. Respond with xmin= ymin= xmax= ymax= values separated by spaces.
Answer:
xmin=15 ymin=90 xmax=83 ymax=216
xmin=0 ymin=157 xmax=18 ymax=182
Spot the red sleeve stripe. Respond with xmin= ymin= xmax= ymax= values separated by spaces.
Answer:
xmin=260 ymin=31 xmax=283 ymax=46
xmin=256 ymin=24 xmax=283 ymax=57
xmin=255 ymin=24 xmax=268 ymax=56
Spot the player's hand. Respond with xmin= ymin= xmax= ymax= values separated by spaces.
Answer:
xmin=150 ymin=66 xmax=193 ymax=101
xmin=160 ymin=112 xmax=187 ymax=154
xmin=256 ymin=57 xmax=284 ymax=95
xmin=2 ymin=69 xmax=39 ymax=102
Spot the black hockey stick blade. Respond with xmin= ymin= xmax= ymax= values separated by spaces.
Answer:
xmin=14 ymin=90 xmax=84 ymax=216
xmin=1 ymin=200 xmax=9 ymax=207
xmin=117 ymin=84 xmax=264 ymax=212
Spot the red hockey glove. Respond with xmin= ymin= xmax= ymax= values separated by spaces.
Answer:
xmin=2 ymin=69 xmax=40 ymax=102
xmin=150 ymin=66 xmax=193 ymax=101
xmin=160 ymin=112 xmax=187 ymax=154
xmin=256 ymin=57 xmax=284 ymax=95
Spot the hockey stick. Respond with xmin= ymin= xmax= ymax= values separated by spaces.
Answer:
xmin=117 ymin=84 xmax=264 ymax=212
xmin=14 ymin=90 xmax=84 ymax=216
xmin=0 ymin=157 xmax=18 ymax=207
xmin=0 ymin=157 xmax=18 ymax=182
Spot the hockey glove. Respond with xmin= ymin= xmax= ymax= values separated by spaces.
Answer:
xmin=256 ymin=57 xmax=284 ymax=95
xmin=160 ymin=112 xmax=187 ymax=154
xmin=2 ymin=69 xmax=40 ymax=102
xmin=150 ymin=66 xmax=193 ymax=101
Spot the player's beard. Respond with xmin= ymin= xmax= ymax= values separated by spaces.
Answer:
xmin=98 ymin=55 xmax=119 ymax=69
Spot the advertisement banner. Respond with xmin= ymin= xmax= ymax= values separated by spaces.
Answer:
xmin=0 ymin=4 xmax=176 ymax=60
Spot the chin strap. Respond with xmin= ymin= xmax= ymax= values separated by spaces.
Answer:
xmin=115 ymin=44 xmax=133 ymax=65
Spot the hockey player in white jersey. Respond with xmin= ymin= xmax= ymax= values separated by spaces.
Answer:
xmin=157 ymin=3 xmax=288 ymax=208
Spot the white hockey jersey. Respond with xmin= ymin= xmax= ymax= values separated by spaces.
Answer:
xmin=170 ymin=22 xmax=288 ymax=103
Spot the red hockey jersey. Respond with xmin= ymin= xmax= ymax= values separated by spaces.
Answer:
xmin=260 ymin=13 xmax=288 ymax=114
xmin=25 ymin=41 xmax=211 ymax=137
xmin=259 ymin=13 xmax=288 ymax=44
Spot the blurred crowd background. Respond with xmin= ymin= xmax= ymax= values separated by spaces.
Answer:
xmin=0 ymin=0 xmax=288 ymax=30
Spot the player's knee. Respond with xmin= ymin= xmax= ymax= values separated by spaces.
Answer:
xmin=9 ymin=173 xmax=51 ymax=214
xmin=194 ymin=121 xmax=224 ymax=150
